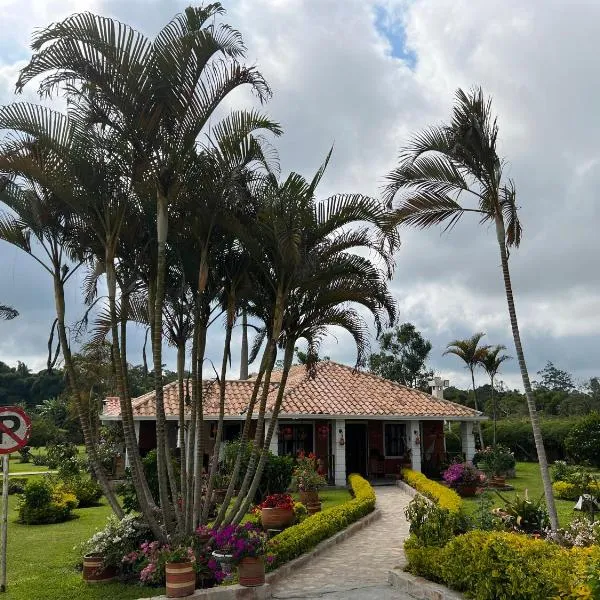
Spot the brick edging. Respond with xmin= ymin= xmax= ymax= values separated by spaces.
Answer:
xmin=388 ymin=569 xmax=465 ymax=599
xmin=264 ymin=507 xmax=382 ymax=587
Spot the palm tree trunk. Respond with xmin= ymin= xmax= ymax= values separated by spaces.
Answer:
xmin=470 ymin=367 xmax=485 ymax=448
xmin=177 ymin=341 xmax=187 ymax=525
xmin=201 ymin=297 xmax=235 ymax=523
xmin=153 ymin=191 xmax=174 ymax=532
xmin=105 ymin=259 xmax=162 ymax=536
xmin=192 ymin=321 xmax=207 ymax=528
xmin=240 ymin=309 xmax=249 ymax=380
xmin=233 ymin=338 xmax=295 ymax=523
xmin=52 ymin=274 xmax=123 ymax=519
xmin=491 ymin=375 xmax=497 ymax=447
xmin=495 ymin=217 xmax=559 ymax=530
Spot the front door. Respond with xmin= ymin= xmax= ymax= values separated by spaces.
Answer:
xmin=345 ymin=423 xmax=367 ymax=477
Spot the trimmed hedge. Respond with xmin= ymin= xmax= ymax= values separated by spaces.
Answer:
xmin=553 ymin=480 xmax=600 ymax=501
xmin=405 ymin=530 xmax=599 ymax=600
xmin=266 ymin=474 xmax=375 ymax=569
xmin=402 ymin=469 xmax=462 ymax=513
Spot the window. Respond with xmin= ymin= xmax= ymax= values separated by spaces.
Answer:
xmin=384 ymin=423 xmax=406 ymax=457
xmin=278 ymin=423 xmax=314 ymax=457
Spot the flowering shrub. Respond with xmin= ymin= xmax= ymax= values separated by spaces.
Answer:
xmin=259 ymin=493 xmax=294 ymax=510
xmin=473 ymin=445 xmax=515 ymax=476
xmin=545 ymin=517 xmax=600 ymax=548
xmin=17 ymin=478 xmax=78 ymax=524
xmin=210 ymin=523 xmax=272 ymax=565
xmin=80 ymin=514 xmax=150 ymax=569
xmin=442 ymin=462 xmax=482 ymax=487
xmin=402 ymin=469 xmax=462 ymax=512
xmin=291 ymin=451 xmax=326 ymax=492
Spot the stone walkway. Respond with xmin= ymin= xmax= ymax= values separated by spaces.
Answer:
xmin=270 ymin=486 xmax=412 ymax=599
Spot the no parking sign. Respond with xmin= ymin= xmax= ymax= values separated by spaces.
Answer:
xmin=0 ymin=406 xmax=31 ymax=592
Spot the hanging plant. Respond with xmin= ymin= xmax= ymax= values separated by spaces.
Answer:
xmin=317 ymin=424 xmax=329 ymax=440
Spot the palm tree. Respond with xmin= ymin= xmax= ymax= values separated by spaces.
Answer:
xmin=17 ymin=4 xmax=271 ymax=530
xmin=444 ymin=333 xmax=490 ymax=448
xmin=479 ymin=345 xmax=511 ymax=447
xmin=0 ymin=305 xmax=18 ymax=320
xmin=383 ymin=86 xmax=559 ymax=529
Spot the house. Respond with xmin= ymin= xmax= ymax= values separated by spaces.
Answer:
xmin=101 ymin=361 xmax=484 ymax=484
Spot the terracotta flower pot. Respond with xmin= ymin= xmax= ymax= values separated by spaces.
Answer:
xmin=307 ymin=501 xmax=322 ymax=515
xmin=166 ymin=561 xmax=196 ymax=598
xmin=82 ymin=554 xmax=116 ymax=583
xmin=299 ymin=490 xmax=319 ymax=506
xmin=261 ymin=507 xmax=294 ymax=530
xmin=490 ymin=475 xmax=506 ymax=488
xmin=238 ymin=556 xmax=265 ymax=587
xmin=456 ymin=484 xmax=478 ymax=497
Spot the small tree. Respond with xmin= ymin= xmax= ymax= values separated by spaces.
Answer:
xmin=479 ymin=345 xmax=511 ymax=446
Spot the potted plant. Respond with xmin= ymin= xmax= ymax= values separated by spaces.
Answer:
xmin=474 ymin=445 xmax=516 ymax=487
xmin=211 ymin=523 xmax=272 ymax=587
xmin=79 ymin=514 xmax=149 ymax=583
xmin=442 ymin=461 xmax=483 ymax=497
xmin=258 ymin=493 xmax=295 ymax=529
xmin=211 ymin=472 xmax=230 ymax=505
xmin=281 ymin=426 xmax=293 ymax=441
xmin=164 ymin=546 xmax=197 ymax=598
xmin=291 ymin=451 xmax=326 ymax=513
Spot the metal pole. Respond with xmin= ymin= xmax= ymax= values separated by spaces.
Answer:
xmin=0 ymin=454 xmax=8 ymax=592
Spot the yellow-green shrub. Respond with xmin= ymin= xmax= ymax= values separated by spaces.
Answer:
xmin=267 ymin=474 xmax=375 ymax=569
xmin=402 ymin=469 xmax=462 ymax=512
xmin=405 ymin=530 xmax=600 ymax=600
xmin=553 ymin=480 xmax=600 ymax=501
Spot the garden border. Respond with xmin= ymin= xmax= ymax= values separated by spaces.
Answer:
xmin=388 ymin=568 xmax=465 ymax=600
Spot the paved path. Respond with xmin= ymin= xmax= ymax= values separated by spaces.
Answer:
xmin=270 ymin=486 xmax=412 ymax=599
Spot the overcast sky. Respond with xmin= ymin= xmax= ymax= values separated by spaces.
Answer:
xmin=0 ymin=0 xmax=599 ymax=391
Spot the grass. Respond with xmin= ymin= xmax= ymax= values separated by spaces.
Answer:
xmin=3 ymin=478 xmax=351 ymax=600
xmin=3 ymin=496 xmax=159 ymax=600
xmin=460 ymin=461 xmax=578 ymax=525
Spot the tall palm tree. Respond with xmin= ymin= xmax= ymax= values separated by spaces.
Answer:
xmin=383 ymin=86 xmax=559 ymax=529
xmin=0 ymin=305 xmax=18 ymax=320
xmin=444 ymin=333 xmax=490 ymax=448
xmin=479 ymin=345 xmax=511 ymax=447
xmin=17 ymin=4 xmax=271 ymax=530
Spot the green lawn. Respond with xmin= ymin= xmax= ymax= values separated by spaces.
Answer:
xmin=293 ymin=487 xmax=351 ymax=510
xmin=461 ymin=462 xmax=578 ymax=525
xmin=8 ymin=455 xmax=52 ymax=475
xmin=3 ymin=497 xmax=160 ymax=600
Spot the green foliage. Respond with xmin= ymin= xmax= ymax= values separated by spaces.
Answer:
xmin=471 ymin=491 xmax=503 ymax=532
xmin=17 ymin=478 xmax=78 ymax=524
xmin=473 ymin=445 xmax=515 ymax=476
xmin=404 ymin=496 xmax=460 ymax=548
xmin=28 ymin=415 xmax=63 ymax=448
xmin=551 ymin=460 xmax=580 ymax=483
xmin=402 ymin=468 xmax=462 ymax=512
xmin=0 ymin=361 xmax=65 ymax=410
xmin=267 ymin=474 xmax=375 ymax=569
xmin=223 ymin=439 xmax=293 ymax=503
xmin=495 ymin=490 xmax=549 ymax=533
xmin=293 ymin=501 xmax=308 ymax=523
xmin=368 ymin=322 xmax=433 ymax=389
xmin=565 ymin=413 xmax=600 ymax=467
xmin=406 ymin=530 xmax=592 ymax=600
xmin=57 ymin=475 xmax=103 ymax=507
xmin=45 ymin=442 xmax=79 ymax=469
xmin=1 ymin=477 xmax=27 ymax=495
xmin=18 ymin=446 xmax=31 ymax=463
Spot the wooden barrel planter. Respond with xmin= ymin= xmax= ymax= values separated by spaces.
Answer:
xmin=307 ymin=501 xmax=322 ymax=515
xmin=166 ymin=561 xmax=196 ymax=598
xmin=490 ymin=475 xmax=506 ymax=488
xmin=238 ymin=556 xmax=265 ymax=587
xmin=82 ymin=554 xmax=116 ymax=583
xmin=261 ymin=507 xmax=294 ymax=530
xmin=299 ymin=490 xmax=319 ymax=505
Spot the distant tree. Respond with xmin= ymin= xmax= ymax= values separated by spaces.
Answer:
xmin=294 ymin=347 xmax=329 ymax=366
xmin=444 ymin=333 xmax=490 ymax=447
xmin=0 ymin=305 xmax=18 ymax=320
xmin=479 ymin=345 xmax=511 ymax=446
xmin=535 ymin=361 xmax=575 ymax=392
xmin=369 ymin=322 xmax=433 ymax=389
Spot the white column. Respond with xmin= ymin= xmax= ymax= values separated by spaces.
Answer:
xmin=125 ymin=420 xmax=141 ymax=469
xmin=334 ymin=419 xmax=346 ymax=486
xmin=461 ymin=421 xmax=476 ymax=462
xmin=409 ymin=422 xmax=422 ymax=472
xmin=266 ymin=419 xmax=279 ymax=455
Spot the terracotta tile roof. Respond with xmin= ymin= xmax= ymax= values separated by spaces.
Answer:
xmin=102 ymin=361 xmax=480 ymax=420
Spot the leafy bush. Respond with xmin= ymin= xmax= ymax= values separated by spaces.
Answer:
xmin=290 ymin=451 xmax=326 ymax=492
xmin=0 ymin=477 xmax=27 ymax=495
xmin=293 ymin=502 xmax=308 ymax=523
xmin=495 ymin=490 xmax=549 ymax=533
xmin=473 ymin=445 xmax=515 ymax=476
xmin=31 ymin=453 xmax=48 ymax=466
xmin=550 ymin=460 xmax=580 ymax=483
xmin=545 ymin=516 xmax=600 ymax=548
xmin=266 ymin=474 xmax=375 ymax=569
xmin=57 ymin=475 xmax=103 ymax=507
xmin=552 ymin=479 xmax=600 ymax=501
xmin=565 ymin=413 xmax=600 ymax=467
xmin=18 ymin=446 xmax=31 ymax=463
xmin=402 ymin=469 xmax=462 ymax=512
xmin=45 ymin=443 xmax=78 ymax=470
xmin=222 ymin=440 xmax=293 ymax=503
xmin=79 ymin=514 xmax=150 ymax=569
xmin=28 ymin=416 xmax=63 ymax=448
xmin=17 ymin=478 xmax=78 ymax=524
xmin=442 ymin=462 xmax=482 ymax=487
xmin=404 ymin=496 xmax=461 ymax=548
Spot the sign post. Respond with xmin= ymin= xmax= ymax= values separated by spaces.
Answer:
xmin=0 ymin=407 xmax=31 ymax=593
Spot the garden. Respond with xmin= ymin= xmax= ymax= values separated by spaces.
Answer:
xmin=2 ymin=442 xmax=374 ymax=599
xmin=401 ymin=435 xmax=600 ymax=599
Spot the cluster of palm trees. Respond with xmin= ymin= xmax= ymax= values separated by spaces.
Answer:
xmin=0 ymin=6 xmax=398 ymax=541
xmin=0 ymin=7 xmax=559 ymax=533
xmin=444 ymin=332 xmax=511 ymax=447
